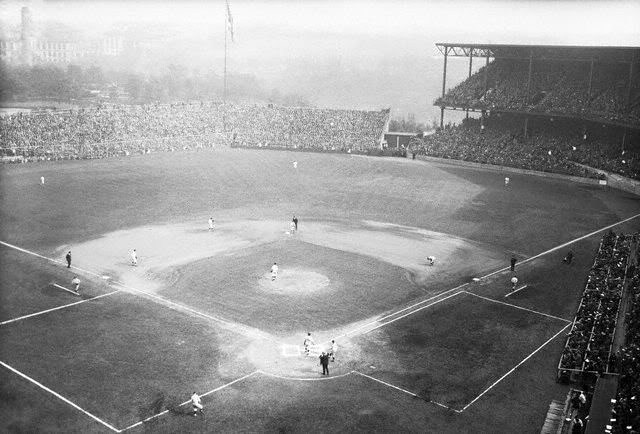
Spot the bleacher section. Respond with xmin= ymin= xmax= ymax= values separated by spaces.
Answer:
xmin=610 ymin=239 xmax=640 ymax=434
xmin=0 ymin=103 xmax=390 ymax=162
xmin=557 ymin=232 xmax=631 ymax=380
xmin=436 ymin=57 xmax=640 ymax=126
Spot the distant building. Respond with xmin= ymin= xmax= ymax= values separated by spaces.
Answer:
xmin=0 ymin=6 xmax=126 ymax=66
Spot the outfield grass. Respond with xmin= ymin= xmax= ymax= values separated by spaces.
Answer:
xmin=1 ymin=149 xmax=639 ymax=433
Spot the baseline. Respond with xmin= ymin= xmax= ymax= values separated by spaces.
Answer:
xmin=460 ymin=323 xmax=571 ymax=412
xmin=52 ymin=283 xmax=80 ymax=296
xmin=352 ymin=371 xmax=458 ymax=412
xmin=257 ymin=370 xmax=355 ymax=381
xmin=0 ymin=290 xmax=120 ymax=326
xmin=505 ymin=285 xmax=528 ymax=298
xmin=0 ymin=360 xmax=121 ymax=433
xmin=477 ymin=213 xmax=640 ymax=280
xmin=461 ymin=291 xmax=571 ymax=323
xmin=338 ymin=291 xmax=464 ymax=340
xmin=0 ymin=240 xmax=281 ymax=345
xmin=120 ymin=370 xmax=261 ymax=432
xmin=335 ymin=285 xmax=467 ymax=340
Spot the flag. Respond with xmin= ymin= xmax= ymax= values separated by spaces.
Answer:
xmin=226 ymin=0 xmax=234 ymax=42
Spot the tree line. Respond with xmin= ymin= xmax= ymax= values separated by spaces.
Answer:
xmin=0 ymin=62 xmax=310 ymax=106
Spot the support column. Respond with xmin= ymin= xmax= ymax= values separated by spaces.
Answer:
xmin=440 ymin=46 xmax=448 ymax=128
xmin=525 ymin=49 xmax=534 ymax=108
xmin=588 ymin=57 xmax=595 ymax=98
xmin=625 ymin=51 xmax=637 ymax=111
xmin=524 ymin=116 xmax=529 ymax=139
xmin=466 ymin=48 xmax=473 ymax=119
xmin=483 ymin=55 xmax=490 ymax=94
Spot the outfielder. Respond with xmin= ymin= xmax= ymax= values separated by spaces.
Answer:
xmin=271 ymin=262 xmax=278 ymax=281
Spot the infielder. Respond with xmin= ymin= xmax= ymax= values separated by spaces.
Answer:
xmin=426 ymin=256 xmax=436 ymax=266
xmin=271 ymin=262 xmax=278 ymax=281
xmin=208 ymin=217 xmax=214 ymax=231
xmin=131 ymin=249 xmax=138 ymax=266
xmin=510 ymin=276 xmax=518 ymax=291
xmin=71 ymin=276 xmax=81 ymax=293
xmin=190 ymin=392 xmax=204 ymax=416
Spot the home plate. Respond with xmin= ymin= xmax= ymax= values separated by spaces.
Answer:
xmin=281 ymin=344 xmax=301 ymax=357
xmin=472 ymin=278 xmax=480 ymax=281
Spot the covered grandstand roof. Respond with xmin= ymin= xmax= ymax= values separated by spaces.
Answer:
xmin=435 ymin=43 xmax=640 ymax=63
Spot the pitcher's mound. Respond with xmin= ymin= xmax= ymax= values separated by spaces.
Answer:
xmin=259 ymin=268 xmax=330 ymax=295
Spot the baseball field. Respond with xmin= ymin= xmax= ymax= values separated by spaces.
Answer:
xmin=1 ymin=148 xmax=639 ymax=433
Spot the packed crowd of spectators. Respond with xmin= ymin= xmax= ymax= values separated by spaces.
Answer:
xmin=227 ymin=106 xmax=389 ymax=152
xmin=557 ymin=231 xmax=631 ymax=380
xmin=0 ymin=102 xmax=226 ymax=161
xmin=409 ymin=115 xmax=640 ymax=180
xmin=0 ymin=103 xmax=389 ymax=162
xmin=436 ymin=58 xmax=640 ymax=126
xmin=612 ymin=239 xmax=640 ymax=434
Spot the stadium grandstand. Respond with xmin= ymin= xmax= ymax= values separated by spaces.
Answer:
xmin=415 ymin=44 xmax=640 ymax=183
xmin=425 ymin=43 xmax=640 ymax=434
xmin=0 ymin=103 xmax=390 ymax=162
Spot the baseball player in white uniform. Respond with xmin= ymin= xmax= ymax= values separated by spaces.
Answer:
xmin=131 ymin=249 xmax=138 ymax=266
xmin=190 ymin=392 xmax=204 ymax=416
xmin=271 ymin=262 xmax=278 ymax=281
xmin=304 ymin=332 xmax=315 ymax=356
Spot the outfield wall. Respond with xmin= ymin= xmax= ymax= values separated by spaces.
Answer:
xmin=416 ymin=154 xmax=640 ymax=195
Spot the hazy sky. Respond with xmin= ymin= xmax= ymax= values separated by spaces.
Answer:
xmin=1 ymin=0 xmax=639 ymax=121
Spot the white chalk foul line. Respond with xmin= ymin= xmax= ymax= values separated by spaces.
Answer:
xmin=0 ymin=291 xmax=120 ymax=326
xmin=0 ymin=360 xmax=121 ymax=432
xmin=478 ymin=212 xmax=640 ymax=280
xmin=1 ymin=240 xmax=282 ymax=345
xmin=52 ymin=283 xmax=80 ymax=296
xmin=460 ymin=323 xmax=571 ymax=412
xmin=340 ymin=291 xmax=464 ymax=340
xmin=256 ymin=370 xmax=355 ymax=381
xmin=336 ymin=213 xmax=640 ymax=342
xmin=505 ymin=285 xmax=528 ymax=297
xmin=462 ymin=291 xmax=571 ymax=323
xmin=0 ymin=240 xmax=110 ymax=280
xmin=352 ymin=371 xmax=459 ymax=412
xmin=335 ymin=283 xmax=469 ymax=340
xmin=120 ymin=370 xmax=260 ymax=432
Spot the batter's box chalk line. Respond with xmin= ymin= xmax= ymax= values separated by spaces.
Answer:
xmin=282 ymin=344 xmax=326 ymax=357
